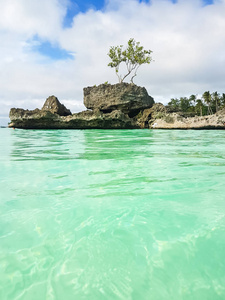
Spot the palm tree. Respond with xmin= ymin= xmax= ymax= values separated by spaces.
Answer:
xmin=220 ymin=93 xmax=225 ymax=108
xmin=212 ymin=91 xmax=220 ymax=113
xmin=202 ymin=91 xmax=213 ymax=115
xmin=195 ymin=99 xmax=204 ymax=116
xmin=189 ymin=94 xmax=197 ymax=106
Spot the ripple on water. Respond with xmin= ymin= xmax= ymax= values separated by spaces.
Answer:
xmin=0 ymin=129 xmax=225 ymax=299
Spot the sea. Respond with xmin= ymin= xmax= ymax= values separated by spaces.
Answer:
xmin=0 ymin=128 xmax=225 ymax=300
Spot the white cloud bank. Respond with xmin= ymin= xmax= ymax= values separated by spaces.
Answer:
xmin=1 ymin=0 xmax=225 ymax=125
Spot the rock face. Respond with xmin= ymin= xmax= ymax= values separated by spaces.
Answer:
xmin=84 ymin=83 xmax=154 ymax=116
xmin=42 ymin=95 xmax=71 ymax=116
xmin=9 ymin=109 xmax=138 ymax=129
xmin=9 ymin=83 xmax=225 ymax=130
xmin=9 ymin=84 xmax=153 ymax=129
xmin=137 ymin=103 xmax=225 ymax=129
xmin=134 ymin=103 xmax=166 ymax=128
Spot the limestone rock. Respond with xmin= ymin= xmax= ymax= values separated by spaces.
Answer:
xmin=83 ymin=83 xmax=154 ymax=115
xmin=9 ymin=108 xmax=41 ymax=121
xmin=9 ymin=108 xmax=58 ymax=129
xmin=9 ymin=84 xmax=155 ymax=129
xmin=9 ymin=109 xmax=138 ymax=129
xmin=42 ymin=95 xmax=71 ymax=116
xmin=134 ymin=103 xmax=167 ymax=128
xmin=146 ymin=105 xmax=225 ymax=129
xmin=9 ymin=88 xmax=225 ymax=130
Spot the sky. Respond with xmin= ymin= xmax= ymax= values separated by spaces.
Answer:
xmin=1 ymin=0 xmax=225 ymax=125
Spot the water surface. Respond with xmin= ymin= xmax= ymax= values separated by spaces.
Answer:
xmin=0 ymin=128 xmax=225 ymax=299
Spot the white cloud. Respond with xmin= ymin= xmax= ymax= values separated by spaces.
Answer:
xmin=1 ymin=0 xmax=225 ymax=125
xmin=0 ymin=0 xmax=66 ymax=39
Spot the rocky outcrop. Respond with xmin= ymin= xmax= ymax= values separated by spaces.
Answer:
xmin=84 ymin=83 xmax=154 ymax=116
xmin=9 ymin=95 xmax=72 ymax=127
xmin=42 ymin=95 xmax=71 ymax=116
xmin=137 ymin=103 xmax=225 ymax=129
xmin=134 ymin=103 xmax=166 ymax=128
xmin=9 ymin=84 xmax=225 ymax=130
xmin=9 ymin=84 xmax=154 ymax=129
xmin=9 ymin=108 xmax=138 ymax=129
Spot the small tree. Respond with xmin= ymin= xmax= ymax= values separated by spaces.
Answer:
xmin=108 ymin=38 xmax=152 ymax=83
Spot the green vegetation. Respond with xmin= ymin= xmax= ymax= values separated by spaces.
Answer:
xmin=108 ymin=38 xmax=152 ymax=83
xmin=167 ymin=92 xmax=225 ymax=116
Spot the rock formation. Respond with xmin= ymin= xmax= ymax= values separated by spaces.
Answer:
xmin=42 ymin=95 xmax=71 ymax=116
xmin=9 ymin=83 xmax=153 ymax=129
xmin=8 ymin=83 xmax=225 ymax=129
xmin=84 ymin=83 xmax=154 ymax=116
xmin=137 ymin=103 xmax=225 ymax=129
xmin=9 ymin=109 xmax=137 ymax=129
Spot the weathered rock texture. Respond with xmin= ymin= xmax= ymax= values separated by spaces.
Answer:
xmin=9 ymin=108 xmax=138 ymax=129
xmin=84 ymin=83 xmax=154 ymax=116
xmin=137 ymin=103 xmax=225 ymax=129
xmin=9 ymin=84 xmax=225 ymax=129
xmin=9 ymin=84 xmax=154 ymax=129
xmin=134 ymin=103 xmax=166 ymax=128
xmin=42 ymin=95 xmax=71 ymax=116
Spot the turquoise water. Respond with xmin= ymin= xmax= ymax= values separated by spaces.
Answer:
xmin=0 ymin=128 xmax=225 ymax=300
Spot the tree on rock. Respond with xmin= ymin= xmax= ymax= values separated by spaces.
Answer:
xmin=108 ymin=38 xmax=152 ymax=83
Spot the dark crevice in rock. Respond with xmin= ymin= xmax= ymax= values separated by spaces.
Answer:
xmin=128 ymin=109 xmax=141 ymax=118
xmin=101 ymin=109 xmax=113 ymax=114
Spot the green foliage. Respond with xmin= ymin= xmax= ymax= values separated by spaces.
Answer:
xmin=108 ymin=38 xmax=152 ymax=83
xmin=167 ymin=98 xmax=180 ymax=112
xmin=220 ymin=93 xmax=225 ymax=107
xmin=165 ymin=115 xmax=174 ymax=123
xmin=180 ymin=97 xmax=190 ymax=112
xmin=167 ymin=91 xmax=225 ymax=116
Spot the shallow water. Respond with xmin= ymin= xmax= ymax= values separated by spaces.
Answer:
xmin=0 ymin=128 xmax=225 ymax=300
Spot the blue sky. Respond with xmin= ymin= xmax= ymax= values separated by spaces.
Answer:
xmin=0 ymin=0 xmax=225 ymax=125
xmin=64 ymin=0 xmax=214 ymax=17
xmin=31 ymin=35 xmax=74 ymax=61
xmin=63 ymin=0 xmax=214 ymax=28
xmin=64 ymin=0 xmax=214 ymax=16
